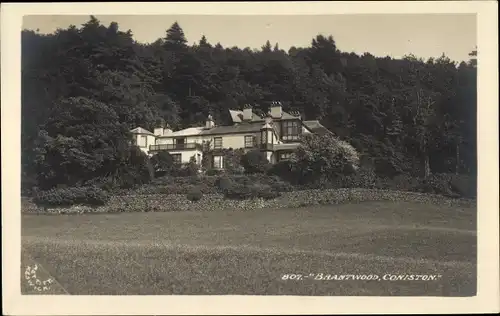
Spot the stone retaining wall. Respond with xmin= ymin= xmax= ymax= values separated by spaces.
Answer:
xmin=22 ymin=188 xmax=476 ymax=215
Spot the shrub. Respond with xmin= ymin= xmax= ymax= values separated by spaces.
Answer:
xmin=267 ymin=160 xmax=297 ymax=183
xmin=258 ymin=186 xmax=282 ymax=200
xmin=223 ymin=183 xmax=281 ymax=200
xmin=269 ymin=179 xmax=294 ymax=192
xmin=215 ymin=176 xmax=234 ymax=193
xmin=241 ymin=150 xmax=271 ymax=174
xmin=223 ymin=149 xmax=245 ymax=174
xmin=450 ymin=174 xmax=476 ymax=198
xmin=341 ymin=167 xmax=377 ymax=189
xmin=206 ymin=169 xmax=225 ymax=176
xmin=224 ymin=183 xmax=254 ymax=200
xmin=389 ymin=174 xmax=422 ymax=191
xmin=290 ymin=134 xmax=360 ymax=185
xmin=114 ymin=146 xmax=155 ymax=189
xmin=186 ymin=187 xmax=203 ymax=202
xmin=416 ymin=174 xmax=455 ymax=197
xmin=33 ymin=186 xmax=110 ymax=207
xmin=150 ymin=151 xmax=175 ymax=176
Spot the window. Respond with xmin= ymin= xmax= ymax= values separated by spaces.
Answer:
xmin=214 ymin=137 xmax=223 ymax=149
xmin=279 ymin=152 xmax=293 ymax=161
xmin=213 ymin=155 xmax=224 ymax=169
xmin=172 ymin=154 xmax=182 ymax=164
xmin=139 ymin=136 xmax=147 ymax=147
xmin=244 ymin=135 xmax=255 ymax=148
xmin=174 ymin=137 xmax=186 ymax=149
xmin=281 ymin=121 xmax=301 ymax=141
xmin=262 ymin=130 xmax=267 ymax=144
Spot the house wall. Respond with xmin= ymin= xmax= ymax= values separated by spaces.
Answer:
xmin=207 ymin=134 xmax=246 ymax=150
xmin=169 ymin=150 xmax=203 ymax=164
xmin=134 ymin=134 xmax=156 ymax=154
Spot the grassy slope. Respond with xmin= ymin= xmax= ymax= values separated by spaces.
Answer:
xmin=21 ymin=201 xmax=476 ymax=296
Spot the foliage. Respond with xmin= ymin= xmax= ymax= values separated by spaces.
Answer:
xmin=21 ymin=17 xmax=477 ymax=195
xmin=290 ymin=134 xmax=360 ymax=184
xmin=223 ymin=183 xmax=281 ymax=200
xmin=240 ymin=150 xmax=271 ymax=174
xmin=267 ymin=160 xmax=298 ymax=184
xmin=33 ymin=185 xmax=110 ymax=207
xmin=215 ymin=176 xmax=234 ymax=193
xmin=205 ymin=169 xmax=225 ymax=176
xmin=186 ymin=187 xmax=204 ymax=202
xmin=115 ymin=146 xmax=155 ymax=189
xmin=150 ymin=151 xmax=175 ymax=176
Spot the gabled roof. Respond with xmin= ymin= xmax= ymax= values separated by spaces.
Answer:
xmin=229 ymin=110 xmax=264 ymax=123
xmin=130 ymin=127 xmax=154 ymax=136
xmin=199 ymin=122 xmax=280 ymax=138
xmin=303 ymin=120 xmax=333 ymax=135
xmin=229 ymin=109 xmax=301 ymax=123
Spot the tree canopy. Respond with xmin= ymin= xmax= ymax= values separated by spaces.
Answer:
xmin=22 ymin=17 xmax=477 ymax=192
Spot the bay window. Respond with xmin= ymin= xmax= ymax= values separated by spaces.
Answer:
xmin=281 ymin=121 xmax=301 ymax=141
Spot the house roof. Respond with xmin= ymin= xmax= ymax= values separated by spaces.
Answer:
xmin=152 ymin=122 xmax=278 ymax=139
xmin=229 ymin=109 xmax=300 ymax=123
xmin=229 ymin=110 xmax=264 ymax=123
xmin=168 ymin=127 xmax=205 ymax=137
xmin=130 ymin=127 xmax=154 ymax=136
xmin=274 ymin=143 xmax=301 ymax=151
xmin=199 ymin=122 xmax=280 ymax=137
xmin=303 ymin=120 xmax=333 ymax=135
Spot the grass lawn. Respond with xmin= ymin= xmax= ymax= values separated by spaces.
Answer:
xmin=21 ymin=201 xmax=476 ymax=296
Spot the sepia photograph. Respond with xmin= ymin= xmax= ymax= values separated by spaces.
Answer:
xmin=2 ymin=1 xmax=499 ymax=315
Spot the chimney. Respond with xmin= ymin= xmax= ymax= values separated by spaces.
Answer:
xmin=270 ymin=101 xmax=283 ymax=119
xmin=206 ymin=114 xmax=215 ymax=129
xmin=243 ymin=104 xmax=253 ymax=121
xmin=163 ymin=124 xmax=173 ymax=135
xmin=153 ymin=126 xmax=164 ymax=136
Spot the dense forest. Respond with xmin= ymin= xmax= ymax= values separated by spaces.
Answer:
xmin=21 ymin=16 xmax=477 ymax=194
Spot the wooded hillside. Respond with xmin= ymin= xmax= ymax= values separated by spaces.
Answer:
xmin=21 ymin=16 xmax=477 ymax=192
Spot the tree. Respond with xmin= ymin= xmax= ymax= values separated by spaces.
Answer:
xmin=163 ymin=22 xmax=188 ymax=51
xmin=34 ymin=97 xmax=131 ymax=189
xmin=21 ymin=20 xmax=478 ymax=193
xmin=150 ymin=151 xmax=175 ymax=176
xmin=290 ymin=134 xmax=360 ymax=184
xmin=241 ymin=150 xmax=271 ymax=174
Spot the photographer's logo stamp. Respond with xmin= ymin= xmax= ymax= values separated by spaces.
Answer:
xmin=24 ymin=264 xmax=55 ymax=292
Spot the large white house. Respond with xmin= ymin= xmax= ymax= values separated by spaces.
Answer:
xmin=130 ymin=102 xmax=332 ymax=168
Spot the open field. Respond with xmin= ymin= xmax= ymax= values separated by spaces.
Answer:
xmin=21 ymin=201 xmax=476 ymax=296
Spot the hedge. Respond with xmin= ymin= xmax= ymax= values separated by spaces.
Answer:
xmin=22 ymin=188 xmax=476 ymax=214
xmin=32 ymin=186 xmax=109 ymax=207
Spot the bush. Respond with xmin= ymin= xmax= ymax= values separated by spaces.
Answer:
xmin=290 ymin=134 xmax=360 ymax=184
xmin=33 ymin=186 xmax=110 ymax=207
xmin=150 ymin=151 xmax=175 ymax=176
xmin=215 ymin=176 xmax=234 ymax=193
xmin=267 ymin=160 xmax=297 ymax=183
xmin=416 ymin=174 xmax=455 ymax=197
xmin=223 ymin=183 xmax=281 ymax=200
xmin=223 ymin=183 xmax=254 ymax=200
xmin=186 ymin=187 xmax=203 ymax=202
xmin=206 ymin=169 xmax=225 ymax=176
xmin=241 ymin=150 xmax=271 ymax=174
xmin=341 ymin=167 xmax=377 ymax=189
xmin=450 ymin=174 xmax=476 ymax=198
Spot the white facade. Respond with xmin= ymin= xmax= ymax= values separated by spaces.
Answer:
xmin=130 ymin=104 xmax=328 ymax=167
